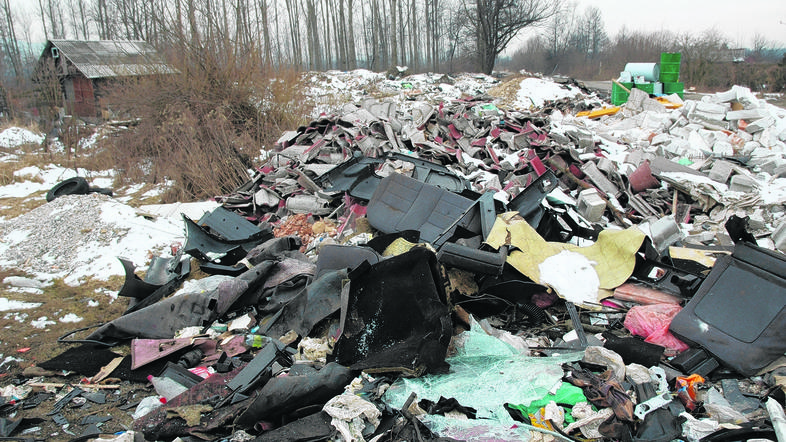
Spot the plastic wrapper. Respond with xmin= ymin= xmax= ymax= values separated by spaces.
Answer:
xmin=383 ymin=320 xmax=582 ymax=441
xmin=623 ymin=303 xmax=689 ymax=352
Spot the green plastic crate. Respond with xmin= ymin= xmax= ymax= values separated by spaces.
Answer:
xmin=661 ymin=52 xmax=681 ymax=63
xmin=635 ymin=83 xmax=655 ymax=94
xmin=663 ymin=82 xmax=684 ymax=98
xmin=612 ymin=82 xmax=633 ymax=105
xmin=660 ymin=61 xmax=680 ymax=82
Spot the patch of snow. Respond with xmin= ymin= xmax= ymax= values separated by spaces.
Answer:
xmin=30 ymin=316 xmax=56 ymax=329
xmin=0 ymin=298 xmax=41 ymax=312
xmin=0 ymin=128 xmax=44 ymax=148
xmin=59 ymin=313 xmax=83 ymax=323
xmin=515 ymin=77 xmax=583 ymax=108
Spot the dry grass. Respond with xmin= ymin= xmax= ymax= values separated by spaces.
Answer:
xmin=102 ymin=46 xmax=312 ymax=202
xmin=487 ymin=74 xmax=527 ymax=108
xmin=0 ymin=272 xmax=127 ymax=365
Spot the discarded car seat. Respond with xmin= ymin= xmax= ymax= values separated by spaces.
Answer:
xmin=669 ymin=241 xmax=786 ymax=376
xmin=234 ymin=362 xmax=354 ymax=428
xmin=334 ymin=247 xmax=452 ymax=375
xmin=366 ymin=173 xmax=480 ymax=248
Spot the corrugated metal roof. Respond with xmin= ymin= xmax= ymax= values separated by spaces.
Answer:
xmin=49 ymin=39 xmax=179 ymax=79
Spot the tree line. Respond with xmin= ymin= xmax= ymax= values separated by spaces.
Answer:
xmin=0 ymin=0 xmax=561 ymax=82
xmin=1 ymin=0 xmax=784 ymax=113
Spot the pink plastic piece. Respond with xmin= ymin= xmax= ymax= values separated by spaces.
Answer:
xmin=614 ymin=283 xmax=682 ymax=305
xmin=624 ymin=304 xmax=689 ymax=352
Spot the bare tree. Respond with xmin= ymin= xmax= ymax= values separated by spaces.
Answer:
xmin=1 ymin=0 xmax=23 ymax=80
xmin=468 ymin=0 xmax=561 ymax=74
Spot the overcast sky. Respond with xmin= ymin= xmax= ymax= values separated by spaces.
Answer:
xmin=574 ymin=0 xmax=786 ymax=48
xmin=9 ymin=0 xmax=786 ymax=49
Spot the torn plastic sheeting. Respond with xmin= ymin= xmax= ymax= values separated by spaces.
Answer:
xmin=258 ymin=268 xmax=347 ymax=339
xmin=624 ymin=304 xmax=688 ymax=352
xmin=333 ymin=247 xmax=452 ymax=376
xmin=485 ymin=212 xmax=646 ymax=306
xmin=234 ymin=362 xmax=354 ymax=428
xmin=382 ymin=321 xmax=582 ymax=441
xmin=88 ymin=260 xmax=277 ymax=342
xmin=323 ymin=393 xmax=381 ymax=442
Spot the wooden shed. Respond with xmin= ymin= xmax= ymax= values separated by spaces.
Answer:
xmin=35 ymin=39 xmax=178 ymax=118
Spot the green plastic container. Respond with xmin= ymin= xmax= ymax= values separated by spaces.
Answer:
xmin=661 ymin=52 xmax=681 ymax=63
xmin=662 ymin=82 xmax=684 ymax=98
xmin=635 ymin=83 xmax=655 ymax=94
xmin=660 ymin=62 xmax=680 ymax=82
xmin=612 ymin=81 xmax=634 ymax=105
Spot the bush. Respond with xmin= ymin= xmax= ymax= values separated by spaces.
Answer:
xmin=104 ymin=44 xmax=311 ymax=202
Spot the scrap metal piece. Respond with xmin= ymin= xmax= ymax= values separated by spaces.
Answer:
xmin=634 ymin=391 xmax=673 ymax=420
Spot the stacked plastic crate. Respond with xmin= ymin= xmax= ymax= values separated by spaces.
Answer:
xmin=659 ymin=52 xmax=684 ymax=98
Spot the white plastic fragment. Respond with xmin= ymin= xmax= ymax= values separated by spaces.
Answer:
xmin=323 ymin=393 xmax=381 ymax=442
xmin=538 ymin=251 xmax=599 ymax=306
xmin=766 ymin=397 xmax=786 ymax=442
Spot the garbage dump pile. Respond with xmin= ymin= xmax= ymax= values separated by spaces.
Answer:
xmin=5 ymin=76 xmax=786 ymax=442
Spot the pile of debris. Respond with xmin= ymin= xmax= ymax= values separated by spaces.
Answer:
xmin=3 ymin=76 xmax=786 ymax=442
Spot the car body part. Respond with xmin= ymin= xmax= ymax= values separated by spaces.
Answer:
xmin=334 ymin=248 xmax=452 ymax=375
xmin=634 ymin=391 xmax=673 ymax=420
xmin=437 ymin=243 xmax=507 ymax=275
xmin=182 ymin=214 xmax=272 ymax=264
xmin=669 ymin=241 xmax=786 ymax=376
xmin=367 ymin=173 xmax=480 ymax=248
xmin=507 ymin=169 xmax=559 ymax=228
xmin=313 ymin=244 xmax=381 ymax=278
xmin=633 ymin=382 xmax=682 ymax=442
xmin=315 ymin=151 xmax=469 ymax=201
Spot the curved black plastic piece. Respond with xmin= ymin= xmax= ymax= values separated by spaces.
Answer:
xmin=182 ymin=214 xmax=272 ymax=264
xmin=88 ymin=186 xmax=114 ymax=197
xmin=46 ymin=177 xmax=90 ymax=202
xmin=116 ymin=258 xmax=162 ymax=300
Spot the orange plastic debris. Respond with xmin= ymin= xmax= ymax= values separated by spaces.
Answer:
xmin=576 ymin=107 xmax=621 ymax=119
xmin=654 ymin=96 xmax=683 ymax=109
